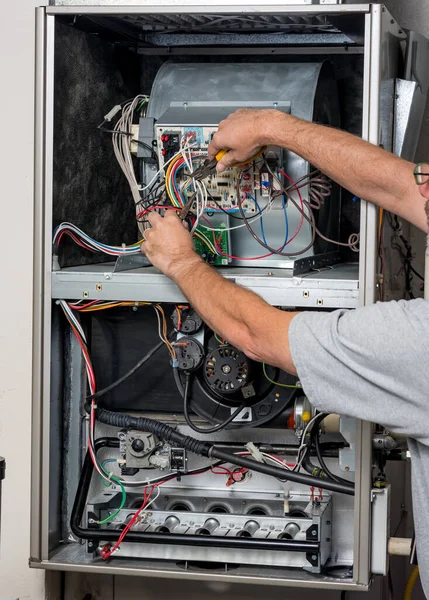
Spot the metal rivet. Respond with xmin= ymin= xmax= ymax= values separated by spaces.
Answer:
xmin=96 ymin=284 xmax=102 ymax=291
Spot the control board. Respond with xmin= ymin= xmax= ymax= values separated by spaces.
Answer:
xmin=155 ymin=124 xmax=283 ymax=214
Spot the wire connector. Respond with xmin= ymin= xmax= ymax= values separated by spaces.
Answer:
xmin=104 ymin=104 xmax=122 ymax=122
xmin=52 ymin=254 xmax=60 ymax=272
xmin=245 ymin=442 xmax=264 ymax=463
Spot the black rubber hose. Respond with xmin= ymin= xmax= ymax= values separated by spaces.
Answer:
xmin=95 ymin=407 xmax=211 ymax=457
xmin=93 ymin=407 xmax=354 ymax=495
xmin=209 ymin=447 xmax=355 ymax=496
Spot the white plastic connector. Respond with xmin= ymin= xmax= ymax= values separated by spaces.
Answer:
xmin=245 ymin=442 xmax=264 ymax=463
xmin=130 ymin=123 xmax=140 ymax=155
xmin=52 ymin=254 xmax=60 ymax=271
xmin=104 ymin=104 xmax=122 ymax=122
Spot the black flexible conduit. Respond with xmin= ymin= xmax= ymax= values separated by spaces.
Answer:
xmin=93 ymin=408 xmax=355 ymax=496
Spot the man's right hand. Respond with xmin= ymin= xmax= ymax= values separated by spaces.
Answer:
xmin=208 ymin=108 xmax=287 ymax=173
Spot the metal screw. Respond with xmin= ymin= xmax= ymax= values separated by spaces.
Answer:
xmin=269 ymin=525 xmax=275 ymax=531
xmin=312 ymin=554 xmax=317 ymax=561
xmin=268 ymin=271 xmax=274 ymax=276
xmin=273 ymin=102 xmax=278 ymax=107
xmin=221 ymin=364 xmax=231 ymax=374
xmin=183 ymin=102 xmax=188 ymax=107
xmin=104 ymin=273 xmax=112 ymax=280
xmin=345 ymin=466 xmax=350 ymax=471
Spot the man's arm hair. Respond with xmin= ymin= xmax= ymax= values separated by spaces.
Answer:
xmin=266 ymin=114 xmax=428 ymax=233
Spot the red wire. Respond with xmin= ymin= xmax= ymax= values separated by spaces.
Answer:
xmin=136 ymin=205 xmax=181 ymax=219
xmin=56 ymin=230 xmax=94 ymax=251
xmin=68 ymin=300 xmax=100 ymax=311
xmin=101 ymin=486 xmax=155 ymax=560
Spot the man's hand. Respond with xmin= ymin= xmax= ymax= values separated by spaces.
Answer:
xmin=208 ymin=108 xmax=287 ymax=173
xmin=140 ymin=211 xmax=202 ymax=279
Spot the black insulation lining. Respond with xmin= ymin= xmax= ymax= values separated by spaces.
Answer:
xmin=53 ymin=23 xmax=141 ymax=267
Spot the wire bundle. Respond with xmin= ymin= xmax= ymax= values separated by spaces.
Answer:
xmin=53 ymin=223 xmax=143 ymax=257
xmin=110 ymin=95 xmax=149 ymax=236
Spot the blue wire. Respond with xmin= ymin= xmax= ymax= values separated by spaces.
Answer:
xmin=246 ymin=190 xmax=289 ymax=252
xmin=246 ymin=194 xmax=268 ymax=244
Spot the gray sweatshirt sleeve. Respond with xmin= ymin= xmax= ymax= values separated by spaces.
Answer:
xmin=288 ymin=298 xmax=429 ymax=446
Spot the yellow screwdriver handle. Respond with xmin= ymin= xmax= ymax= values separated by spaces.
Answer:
xmin=215 ymin=146 xmax=267 ymax=169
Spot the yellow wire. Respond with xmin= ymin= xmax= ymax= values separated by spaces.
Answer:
xmin=403 ymin=566 xmax=419 ymax=600
xmin=77 ymin=301 xmax=177 ymax=360
xmin=194 ymin=231 xmax=217 ymax=254
xmin=262 ymin=363 xmax=301 ymax=389
xmin=165 ymin=154 xmax=182 ymax=207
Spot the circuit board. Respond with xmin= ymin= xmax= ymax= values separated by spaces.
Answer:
xmin=193 ymin=224 xmax=230 ymax=266
xmin=155 ymin=125 xmax=278 ymax=214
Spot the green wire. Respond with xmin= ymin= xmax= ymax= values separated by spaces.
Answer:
xmin=262 ymin=363 xmax=301 ymax=389
xmin=94 ymin=460 xmax=127 ymax=524
xmin=214 ymin=332 xmax=227 ymax=345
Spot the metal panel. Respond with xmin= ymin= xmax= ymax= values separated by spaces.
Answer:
xmin=352 ymin=4 xmax=385 ymax=587
xmin=51 ymin=264 xmax=360 ymax=308
xmin=370 ymin=487 xmax=391 ymax=575
xmin=33 ymin=550 xmax=367 ymax=591
xmin=47 ymin=4 xmax=372 ymax=15
xmin=31 ymin=6 xmax=47 ymax=563
xmin=50 ymin=1 xmax=363 ymax=9
xmin=41 ymin=13 xmax=57 ymax=562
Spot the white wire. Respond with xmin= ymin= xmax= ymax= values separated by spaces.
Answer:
xmin=261 ymin=453 xmax=292 ymax=471
xmin=58 ymin=300 xmax=88 ymax=344
xmin=141 ymin=485 xmax=161 ymax=514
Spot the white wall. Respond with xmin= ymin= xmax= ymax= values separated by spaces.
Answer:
xmin=0 ymin=1 xmax=47 ymax=599
xmin=0 ymin=1 xmax=427 ymax=599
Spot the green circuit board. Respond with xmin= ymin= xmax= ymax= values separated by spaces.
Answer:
xmin=193 ymin=224 xmax=229 ymax=266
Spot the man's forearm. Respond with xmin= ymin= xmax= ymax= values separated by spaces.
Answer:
xmin=170 ymin=256 xmax=298 ymax=374
xmin=266 ymin=113 xmax=427 ymax=232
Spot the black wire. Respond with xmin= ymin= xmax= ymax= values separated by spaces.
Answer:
xmin=340 ymin=591 xmax=347 ymax=600
xmin=86 ymin=339 xmax=165 ymax=400
xmin=182 ymin=372 xmax=246 ymax=434
xmin=312 ymin=416 xmax=354 ymax=486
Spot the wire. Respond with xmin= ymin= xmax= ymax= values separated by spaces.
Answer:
xmin=94 ymin=478 xmax=127 ymax=525
xmin=262 ymin=363 xmax=301 ymax=389
xmin=182 ymin=372 xmax=247 ymax=434
xmin=86 ymin=339 xmax=165 ymax=400
xmin=101 ymin=485 xmax=156 ymax=560
xmin=403 ymin=566 xmax=419 ymax=600
xmin=53 ymin=223 xmax=143 ymax=256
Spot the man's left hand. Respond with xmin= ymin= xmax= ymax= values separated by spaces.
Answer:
xmin=140 ymin=211 xmax=202 ymax=279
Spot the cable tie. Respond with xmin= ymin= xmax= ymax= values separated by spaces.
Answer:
xmin=245 ymin=442 xmax=264 ymax=463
